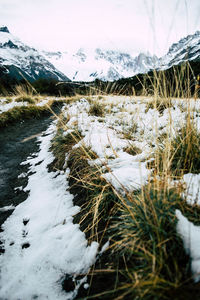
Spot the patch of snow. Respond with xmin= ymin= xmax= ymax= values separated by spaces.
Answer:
xmin=99 ymin=241 xmax=110 ymax=255
xmin=0 ymin=101 xmax=27 ymax=113
xmin=182 ymin=173 xmax=200 ymax=205
xmin=176 ymin=210 xmax=200 ymax=282
xmin=103 ymin=162 xmax=150 ymax=193
xmin=0 ymin=98 xmax=54 ymax=114
xmin=36 ymin=99 xmax=49 ymax=107
xmin=18 ymin=172 xmax=27 ymax=178
xmin=0 ymin=205 xmax=15 ymax=212
xmin=83 ymin=283 xmax=90 ymax=290
xmin=14 ymin=186 xmax=23 ymax=191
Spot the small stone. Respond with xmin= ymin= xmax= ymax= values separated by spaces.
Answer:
xmin=62 ymin=274 xmax=75 ymax=292
xmin=22 ymin=242 xmax=30 ymax=249
xmin=23 ymin=218 xmax=30 ymax=226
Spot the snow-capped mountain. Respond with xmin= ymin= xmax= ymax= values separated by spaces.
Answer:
xmin=43 ymin=31 xmax=200 ymax=81
xmin=159 ymin=31 xmax=200 ymax=70
xmin=0 ymin=26 xmax=69 ymax=82
xmin=43 ymin=48 xmax=158 ymax=82
xmin=1 ymin=24 xmax=200 ymax=84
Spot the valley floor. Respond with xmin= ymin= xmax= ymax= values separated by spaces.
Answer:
xmin=0 ymin=95 xmax=200 ymax=299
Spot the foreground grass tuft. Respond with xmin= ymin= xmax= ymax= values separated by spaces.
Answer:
xmin=145 ymin=98 xmax=174 ymax=114
xmin=5 ymin=98 xmax=13 ymax=104
xmin=67 ymin=145 xmax=119 ymax=243
xmin=124 ymin=144 xmax=142 ymax=156
xmin=99 ymin=184 xmax=194 ymax=299
xmin=15 ymin=96 xmax=36 ymax=104
xmin=170 ymin=125 xmax=200 ymax=174
xmin=79 ymin=181 xmax=200 ymax=299
xmin=50 ymin=129 xmax=82 ymax=170
xmin=155 ymin=122 xmax=200 ymax=176
xmin=89 ymin=102 xmax=105 ymax=117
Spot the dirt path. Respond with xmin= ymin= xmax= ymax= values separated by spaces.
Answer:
xmin=0 ymin=105 xmax=61 ymax=228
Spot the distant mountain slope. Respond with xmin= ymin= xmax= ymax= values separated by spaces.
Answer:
xmin=43 ymin=48 xmax=159 ymax=82
xmin=0 ymin=26 xmax=70 ymax=82
xmin=159 ymin=31 xmax=200 ymax=69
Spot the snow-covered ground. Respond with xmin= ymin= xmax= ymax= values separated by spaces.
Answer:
xmin=0 ymin=122 xmax=98 ymax=300
xmin=0 ymin=98 xmax=48 ymax=114
xmin=0 ymin=97 xmax=66 ymax=114
xmin=1 ymin=95 xmax=200 ymax=299
xmin=60 ymin=95 xmax=200 ymax=282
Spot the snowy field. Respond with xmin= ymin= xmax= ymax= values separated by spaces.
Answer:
xmin=0 ymin=95 xmax=200 ymax=299
xmin=0 ymin=97 xmax=66 ymax=114
xmin=0 ymin=97 xmax=47 ymax=113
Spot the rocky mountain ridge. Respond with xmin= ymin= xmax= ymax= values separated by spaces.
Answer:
xmin=159 ymin=30 xmax=200 ymax=69
xmin=43 ymin=48 xmax=159 ymax=81
xmin=0 ymin=26 xmax=69 ymax=82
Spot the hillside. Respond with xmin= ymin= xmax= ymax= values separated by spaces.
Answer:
xmin=0 ymin=26 xmax=70 ymax=83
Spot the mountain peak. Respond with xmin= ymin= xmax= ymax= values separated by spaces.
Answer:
xmin=0 ymin=26 xmax=10 ymax=33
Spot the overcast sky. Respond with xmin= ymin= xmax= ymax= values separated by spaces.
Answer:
xmin=0 ymin=0 xmax=200 ymax=57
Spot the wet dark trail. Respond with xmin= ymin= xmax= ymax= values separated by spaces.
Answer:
xmin=0 ymin=105 xmax=61 ymax=227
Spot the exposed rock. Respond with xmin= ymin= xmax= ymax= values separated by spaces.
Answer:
xmin=0 ymin=26 xmax=10 ymax=33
